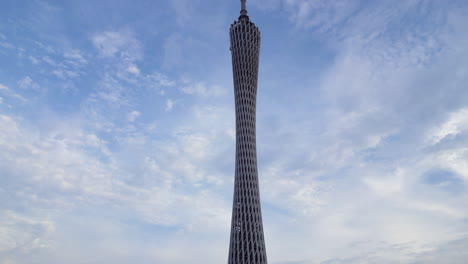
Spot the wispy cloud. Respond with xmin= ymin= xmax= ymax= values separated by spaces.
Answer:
xmin=91 ymin=29 xmax=142 ymax=60
xmin=180 ymin=82 xmax=225 ymax=97
xmin=427 ymin=108 xmax=468 ymax=145
xmin=18 ymin=76 xmax=40 ymax=90
xmin=171 ymin=0 xmax=200 ymax=26
xmin=165 ymin=99 xmax=174 ymax=112
xmin=126 ymin=63 xmax=140 ymax=75
xmin=1 ymin=1 xmax=468 ymax=263
xmin=127 ymin=110 xmax=141 ymax=122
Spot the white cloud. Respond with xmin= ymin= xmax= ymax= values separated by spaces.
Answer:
xmin=91 ymin=30 xmax=142 ymax=60
xmin=0 ymin=94 xmax=234 ymax=232
xmin=52 ymin=70 xmax=64 ymax=79
xmin=427 ymin=108 xmax=468 ymax=144
xmin=363 ymin=168 xmax=406 ymax=197
xmin=17 ymin=76 xmax=40 ymax=90
xmin=425 ymin=148 xmax=468 ymax=181
xmin=181 ymin=134 xmax=211 ymax=160
xmin=0 ymin=41 xmax=15 ymax=49
xmin=165 ymin=99 xmax=174 ymax=112
xmin=66 ymin=70 xmax=79 ymax=78
xmin=52 ymin=69 xmax=80 ymax=79
xmin=64 ymin=50 xmax=87 ymax=65
xmin=126 ymin=63 xmax=140 ymax=75
xmin=180 ymin=82 xmax=224 ymax=97
xmin=0 ymin=210 xmax=54 ymax=253
xmin=0 ymin=83 xmax=27 ymax=102
xmin=28 ymin=55 xmax=40 ymax=64
xmin=147 ymin=72 xmax=175 ymax=87
xmin=0 ymin=108 xmax=234 ymax=262
xmin=42 ymin=56 xmax=57 ymax=66
xmin=127 ymin=110 xmax=140 ymax=122
xmin=250 ymin=3 xmax=468 ymax=263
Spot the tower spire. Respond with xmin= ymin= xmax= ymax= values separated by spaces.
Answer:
xmin=240 ymin=0 xmax=248 ymax=17
xmin=241 ymin=0 xmax=246 ymax=12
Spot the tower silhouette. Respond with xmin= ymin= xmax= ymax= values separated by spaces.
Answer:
xmin=228 ymin=1 xmax=267 ymax=263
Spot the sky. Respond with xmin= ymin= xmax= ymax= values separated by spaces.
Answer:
xmin=1 ymin=0 xmax=468 ymax=263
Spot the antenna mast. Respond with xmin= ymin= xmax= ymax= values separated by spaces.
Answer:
xmin=240 ymin=0 xmax=247 ymax=16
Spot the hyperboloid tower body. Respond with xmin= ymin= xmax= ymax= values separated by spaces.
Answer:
xmin=228 ymin=1 xmax=267 ymax=263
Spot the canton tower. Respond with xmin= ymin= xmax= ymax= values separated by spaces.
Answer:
xmin=228 ymin=1 xmax=267 ymax=263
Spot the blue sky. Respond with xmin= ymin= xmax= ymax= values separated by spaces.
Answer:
xmin=1 ymin=0 xmax=468 ymax=263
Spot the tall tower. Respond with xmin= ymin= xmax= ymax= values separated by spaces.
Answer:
xmin=228 ymin=1 xmax=267 ymax=263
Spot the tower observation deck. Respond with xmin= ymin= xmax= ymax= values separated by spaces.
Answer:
xmin=227 ymin=1 xmax=268 ymax=263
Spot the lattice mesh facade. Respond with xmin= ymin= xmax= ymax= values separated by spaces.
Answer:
xmin=227 ymin=6 xmax=268 ymax=264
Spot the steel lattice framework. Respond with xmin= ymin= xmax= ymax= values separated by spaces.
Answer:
xmin=228 ymin=1 xmax=268 ymax=263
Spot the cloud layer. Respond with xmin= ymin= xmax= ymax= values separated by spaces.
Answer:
xmin=0 ymin=1 xmax=467 ymax=263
